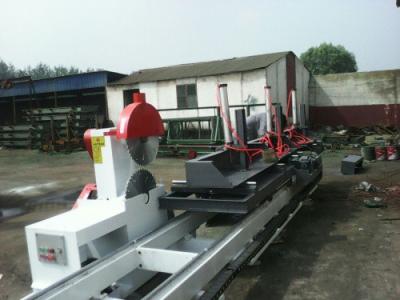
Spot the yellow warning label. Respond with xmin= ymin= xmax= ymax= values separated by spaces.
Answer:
xmin=91 ymin=136 xmax=105 ymax=164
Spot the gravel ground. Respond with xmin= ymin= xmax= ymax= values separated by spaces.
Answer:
xmin=0 ymin=149 xmax=399 ymax=300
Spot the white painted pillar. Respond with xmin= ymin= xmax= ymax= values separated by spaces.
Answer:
xmin=218 ymin=84 xmax=233 ymax=144
xmin=265 ymin=86 xmax=272 ymax=132
xmin=291 ymin=89 xmax=297 ymax=126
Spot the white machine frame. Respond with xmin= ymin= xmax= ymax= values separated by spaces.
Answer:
xmin=23 ymin=178 xmax=314 ymax=300
xmin=25 ymin=128 xmax=169 ymax=295
xmin=23 ymin=89 xmax=319 ymax=300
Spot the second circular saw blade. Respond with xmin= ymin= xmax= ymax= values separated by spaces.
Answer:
xmin=125 ymin=169 xmax=156 ymax=199
xmin=126 ymin=136 xmax=159 ymax=166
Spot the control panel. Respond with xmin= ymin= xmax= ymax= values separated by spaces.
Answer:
xmin=36 ymin=233 xmax=67 ymax=265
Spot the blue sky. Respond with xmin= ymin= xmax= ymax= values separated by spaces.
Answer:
xmin=1 ymin=0 xmax=399 ymax=73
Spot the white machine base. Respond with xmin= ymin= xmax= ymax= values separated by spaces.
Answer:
xmin=23 ymin=182 xmax=316 ymax=300
xmin=25 ymin=186 xmax=168 ymax=292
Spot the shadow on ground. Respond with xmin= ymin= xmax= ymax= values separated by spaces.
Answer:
xmin=225 ymin=178 xmax=358 ymax=300
xmin=0 ymin=188 xmax=80 ymax=222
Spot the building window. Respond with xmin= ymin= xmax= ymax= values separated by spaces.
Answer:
xmin=177 ymin=84 xmax=198 ymax=108
xmin=123 ymin=88 xmax=140 ymax=107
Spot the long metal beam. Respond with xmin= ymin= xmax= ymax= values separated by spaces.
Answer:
xmin=22 ymin=212 xmax=211 ymax=300
xmin=143 ymin=187 xmax=296 ymax=300
xmin=23 ymin=184 xmax=306 ymax=300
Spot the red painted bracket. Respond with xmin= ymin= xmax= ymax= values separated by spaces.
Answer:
xmin=72 ymin=183 xmax=97 ymax=209
xmin=83 ymin=129 xmax=94 ymax=159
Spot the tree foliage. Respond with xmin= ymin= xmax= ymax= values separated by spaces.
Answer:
xmin=0 ymin=58 xmax=96 ymax=80
xmin=0 ymin=59 xmax=17 ymax=79
xmin=300 ymin=43 xmax=358 ymax=75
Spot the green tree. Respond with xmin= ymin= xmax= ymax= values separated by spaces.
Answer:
xmin=0 ymin=59 xmax=17 ymax=79
xmin=53 ymin=66 xmax=71 ymax=77
xmin=300 ymin=43 xmax=358 ymax=75
xmin=0 ymin=58 xmax=86 ymax=80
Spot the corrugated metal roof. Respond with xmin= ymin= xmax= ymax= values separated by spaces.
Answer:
xmin=0 ymin=71 xmax=126 ymax=98
xmin=112 ymin=51 xmax=290 ymax=85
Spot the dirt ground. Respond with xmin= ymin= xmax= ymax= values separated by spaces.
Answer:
xmin=0 ymin=149 xmax=399 ymax=300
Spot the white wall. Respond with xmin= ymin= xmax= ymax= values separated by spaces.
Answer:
xmin=106 ymin=69 xmax=272 ymax=124
xmin=106 ymin=84 xmax=131 ymax=125
xmin=309 ymin=70 xmax=400 ymax=107
xmin=139 ymin=82 xmax=158 ymax=107
xmin=295 ymin=57 xmax=310 ymax=121
xmin=106 ymin=81 xmax=170 ymax=124
xmin=266 ymin=57 xmax=287 ymax=107
xmin=105 ymin=60 xmax=310 ymax=125
xmin=242 ymin=69 xmax=267 ymax=115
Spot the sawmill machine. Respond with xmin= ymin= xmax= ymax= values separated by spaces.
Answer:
xmin=22 ymin=86 xmax=322 ymax=300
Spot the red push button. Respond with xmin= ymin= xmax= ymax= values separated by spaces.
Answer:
xmin=47 ymin=254 xmax=55 ymax=261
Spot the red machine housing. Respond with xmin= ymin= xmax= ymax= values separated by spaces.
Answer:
xmin=116 ymin=93 xmax=164 ymax=140
xmin=83 ymin=93 xmax=164 ymax=159
xmin=83 ymin=129 xmax=94 ymax=159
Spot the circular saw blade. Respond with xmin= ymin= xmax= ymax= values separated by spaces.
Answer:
xmin=125 ymin=169 xmax=156 ymax=199
xmin=126 ymin=136 xmax=159 ymax=166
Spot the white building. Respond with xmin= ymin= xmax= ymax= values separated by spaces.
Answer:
xmin=106 ymin=51 xmax=310 ymax=124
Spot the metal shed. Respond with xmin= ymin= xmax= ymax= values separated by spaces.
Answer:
xmin=106 ymin=51 xmax=310 ymax=124
xmin=0 ymin=71 xmax=126 ymax=125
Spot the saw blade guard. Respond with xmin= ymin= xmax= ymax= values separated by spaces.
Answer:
xmin=116 ymin=92 xmax=164 ymax=165
xmin=116 ymin=92 xmax=164 ymax=140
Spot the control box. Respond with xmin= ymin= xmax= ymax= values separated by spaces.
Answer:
xmin=36 ymin=234 xmax=67 ymax=265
